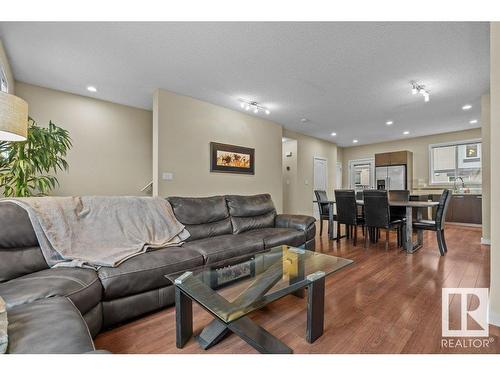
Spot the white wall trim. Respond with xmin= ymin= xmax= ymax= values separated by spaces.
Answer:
xmin=481 ymin=237 xmax=491 ymax=245
xmin=489 ymin=307 xmax=500 ymax=327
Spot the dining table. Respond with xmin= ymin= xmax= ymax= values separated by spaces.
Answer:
xmin=314 ymin=199 xmax=439 ymax=253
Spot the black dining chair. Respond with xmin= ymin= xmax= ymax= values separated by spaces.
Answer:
xmin=334 ymin=190 xmax=365 ymax=246
xmin=389 ymin=190 xmax=409 ymax=245
xmin=412 ymin=189 xmax=452 ymax=256
xmin=363 ymin=190 xmax=405 ymax=251
xmin=314 ymin=190 xmax=335 ymax=237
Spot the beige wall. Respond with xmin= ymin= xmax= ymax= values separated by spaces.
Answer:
xmin=340 ymin=128 xmax=482 ymax=190
xmin=490 ymin=22 xmax=500 ymax=326
xmin=282 ymin=129 xmax=338 ymax=216
xmin=153 ymin=89 xmax=284 ymax=212
xmin=481 ymin=94 xmax=491 ymax=243
xmin=0 ymin=39 xmax=15 ymax=94
xmin=15 ymin=82 xmax=153 ymax=196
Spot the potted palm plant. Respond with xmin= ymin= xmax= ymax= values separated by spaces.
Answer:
xmin=0 ymin=117 xmax=72 ymax=197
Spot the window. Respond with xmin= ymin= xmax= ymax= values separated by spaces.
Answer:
xmin=429 ymin=139 xmax=482 ymax=185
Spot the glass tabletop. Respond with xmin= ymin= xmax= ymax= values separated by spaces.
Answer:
xmin=166 ymin=245 xmax=353 ymax=323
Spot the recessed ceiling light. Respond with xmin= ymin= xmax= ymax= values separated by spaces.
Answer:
xmin=403 ymin=131 xmax=410 ymax=135
xmin=331 ymin=132 xmax=337 ymax=137
xmin=462 ymin=104 xmax=472 ymax=111
xmin=386 ymin=121 xmax=393 ymax=126
xmin=86 ymin=86 xmax=97 ymax=92
xmin=470 ymin=119 xmax=478 ymax=124
xmin=300 ymin=118 xmax=309 ymax=123
xmin=353 ymin=139 xmax=359 ymax=143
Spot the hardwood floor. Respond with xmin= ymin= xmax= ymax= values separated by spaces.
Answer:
xmin=94 ymin=224 xmax=500 ymax=354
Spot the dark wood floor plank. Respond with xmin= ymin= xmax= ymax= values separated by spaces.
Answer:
xmin=94 ymin=224 xmax=498 ymax=354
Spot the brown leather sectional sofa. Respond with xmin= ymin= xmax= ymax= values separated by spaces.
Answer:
xmin=0 ymin=194 xmax=316 ymax=353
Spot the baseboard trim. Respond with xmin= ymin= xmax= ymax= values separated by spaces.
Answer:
xmin=446 ymin=222 xmax=482 ymax=228
xmin=481 ymin=237 xmax=491 ymax=245
xmin=489 ymin=308 xmax=500 ymax=327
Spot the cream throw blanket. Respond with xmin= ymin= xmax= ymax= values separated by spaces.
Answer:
xmin=3 ymin=196 xmax=190 ymax=269
xmin=0 ymin=297 xmax=7 ymax=354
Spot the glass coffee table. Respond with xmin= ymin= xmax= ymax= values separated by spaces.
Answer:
xmin=166 ymin=245 xmax=353 ymax=354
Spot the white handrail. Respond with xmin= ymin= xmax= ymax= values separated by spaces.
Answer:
xmin=140 ymin=181 xmax=153 ymax=192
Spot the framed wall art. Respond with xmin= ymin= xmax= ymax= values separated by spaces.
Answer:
xmin=210 ymin=142 xmax=255 ymax=175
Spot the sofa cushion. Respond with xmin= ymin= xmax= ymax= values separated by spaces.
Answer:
xmin=0 ymin=202 xmax=39 ymax=249
xmin=182 ymin=232 xmax=264 ymax=264
xmin=0 ymin=268 xmax=102 ymax=315
xmin=168 ymin=196 xmax=232 ymax=241
xmin=0 ymin=246 xmax=48 ymax=283
xmin=225 ymin=194 xmax=277 ymax=234
xmin=97 ymin=246 xmax=204 ymax=300
xmin=275 ymin=214 xmax=317 ymax=241
xmin=0 ymin=202 xmax=48 ymax=283
xmin=245 ymin=228 xmax=306 ymax=248
xmin=6 ymin=297 xmax=95 ymax=354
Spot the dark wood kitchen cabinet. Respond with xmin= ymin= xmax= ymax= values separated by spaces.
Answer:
xmin=445 ymin=195 xmax=482 ymax=224
xmin=375 ymin=151 xmax=412 ymax=167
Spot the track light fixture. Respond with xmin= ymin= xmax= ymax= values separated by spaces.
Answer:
xmin=410 ymin=81 xmax=430 ymax=102
xmin=238 ymin=99 xmax=270 ymax=115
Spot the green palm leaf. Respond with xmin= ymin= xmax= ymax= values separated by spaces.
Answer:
xmin=0 ymin=117 xmax=72 ymax=197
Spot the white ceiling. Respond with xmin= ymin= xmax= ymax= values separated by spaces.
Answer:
xmin=0 ymin=22 xmax=489 ymax=146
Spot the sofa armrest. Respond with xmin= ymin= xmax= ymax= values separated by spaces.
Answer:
xmin=275 ymin=214 xmax=316 ymax=240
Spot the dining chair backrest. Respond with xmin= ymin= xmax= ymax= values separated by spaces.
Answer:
xmin=314 ymin=190 xmax=329 ymax=217
xmin=334 ymin=190 xmax=357 ymax=225
xmin=363 ymin=189 xmax=391 ymax=228
xmin=435 ymin=189 xmax=452 ymax=230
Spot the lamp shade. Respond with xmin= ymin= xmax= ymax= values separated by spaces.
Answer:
xmin=0 ymin=91 xmax=28 ymax=142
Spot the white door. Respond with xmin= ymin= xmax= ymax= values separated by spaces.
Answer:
xmin=313 ymin=157 xmax=328 ymax=220
xmin=336 ymin=162 xmax=342 ymax=189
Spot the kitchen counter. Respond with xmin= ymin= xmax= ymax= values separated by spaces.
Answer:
xmin=409 ymin=191 xmax=482 ymax=225
xmin=411 ymin=190 xmax=482 ymax=196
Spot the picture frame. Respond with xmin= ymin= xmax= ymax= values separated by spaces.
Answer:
xmin=210 ymin=142 xmax=255 ymax=175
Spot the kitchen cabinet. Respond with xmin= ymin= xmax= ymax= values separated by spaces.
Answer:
xmin=375 ymin=153 xmax=391 ymax=166
xmin=374 ymin=151 xmax=412 ymax=167
xmin=374 ymin=150 xmax=413 ymax=191
xmin=445 ymin=194 xmax=482 ymax=224
xmin=389 ymin=151 xmax=408 ymax=165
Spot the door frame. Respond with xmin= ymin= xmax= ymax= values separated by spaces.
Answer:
xmin=347 ymin=158 xmax=375 ymax=189
xmin=313 ymin=157 xmax=328 ymax=219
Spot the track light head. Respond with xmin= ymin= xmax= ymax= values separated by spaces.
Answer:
xmin=238 ymin=99 xmax=270 ymax=115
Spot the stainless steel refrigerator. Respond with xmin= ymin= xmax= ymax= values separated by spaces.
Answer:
xmin=376 ymin=165 xmax=407 ymax=190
